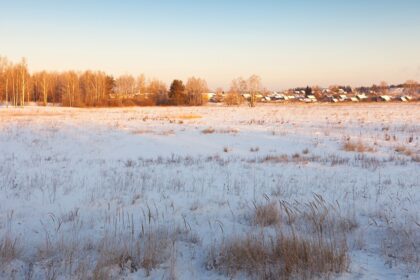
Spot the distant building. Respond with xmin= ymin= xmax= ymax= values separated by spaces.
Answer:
xmin=303 ymin=95 xmax=317 ymax=103
xmin=242 ymin=93 xmax=251 ymax=99
xmin=380 ymin=95 xmax=391 ymax=102
xmin=339 ymin=95 xmax=348 ymax=101
xmin=356 ymin=94 xmax=368 ymax=101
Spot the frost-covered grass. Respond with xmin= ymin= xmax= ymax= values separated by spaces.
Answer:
xmin=0 ymin=103 xmax=419 ymax=279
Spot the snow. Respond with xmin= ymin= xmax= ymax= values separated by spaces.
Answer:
xmin=0 ymin=103 xmax=419 ymax=279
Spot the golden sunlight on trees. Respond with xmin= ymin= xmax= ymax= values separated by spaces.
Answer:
xmin=0 ymin=56 xmax=10 ymax=107
xmin=0 ymin=56 xmax=224 ymax=107
xmin=2 ymin=55 xmax=416 ymax=108
xmin=32 ymin=71 xmax=52 ymax=106
xmin=225 ymin=77 xmax=245 ymax=106
xmin=0 ymin=57 xmax=30 ymax=107
xmin=116 ymin=75 xmax=135 ymax=96
xmin=147 ymin=79 xmax=168 ymax=105
xmin=136 ymin=74 xmax=146 ymax=96
xmin=0 ymin=57 xmax=119 ymax=107
xmin=19 ymin=58 xmax=28 ymax=107
xmin=62 ymin=71 xmax=80 ymax=107
xmin=185 ymin=77 xmax=209 ymax=106
xmin=226 ymin=75 xmax=262 ymax=106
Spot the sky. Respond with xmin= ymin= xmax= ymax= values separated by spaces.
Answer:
xmin=1 ymin=0 xmax=420 ymax=90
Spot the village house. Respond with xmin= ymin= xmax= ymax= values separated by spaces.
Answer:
xmin=380 ymin=95 xmax=391 ymax=102
xmin=339 ymin=94 xmax=348 ymax=101
xmin=303 ymin=95 xmax=317 ymax=103
xmin=356 ymin=93 xmax=368 ymax=101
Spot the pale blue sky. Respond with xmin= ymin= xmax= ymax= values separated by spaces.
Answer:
xmin=1 ymin=0 xmax=420 ymax=89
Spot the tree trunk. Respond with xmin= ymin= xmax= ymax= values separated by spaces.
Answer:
xmin=5 ymin=77 xmax=8 ymax=108
xmin=12 ymin=76 xmax=16 ymax=107
xmin=21 ymin=69 xmax=25 ymax=107
xmin=42 ymin=77 xmax=47 ymax=106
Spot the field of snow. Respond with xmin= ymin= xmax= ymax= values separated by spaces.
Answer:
xmin=0 ymin=103 xmax=419 ymax=279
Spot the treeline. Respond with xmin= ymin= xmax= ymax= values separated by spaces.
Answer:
xmin=0 ymin=56 xmax=213 ymax=107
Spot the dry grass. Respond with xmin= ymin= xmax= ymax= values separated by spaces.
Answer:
xmin=0 ymin=233 xmax=21 ymax=264
xmin=259 ymin=154 xmax=289 ymax=163
xmin=132 ymin=129 xmax=175 ymax=136
xmin=342 ymin=140 xmax=374 ymax=153
xmin=395 ymin=145 xmax=414 ymax=156
xmin=257 ymin=154 xmax=324 ymax=165
xmin=0 ymin=105 xmax=419 ymax=278
xmin=201 ymin=127 xmax=238 ymax=134
xmin=217 ymin=128 xmax=239 ymax=134
xmin=208 ymin=195 xmax=351 ymax=279
xmin=381 ymin=221 xmax=420 ymax=270
xmin=253 ymin=202 xmax=280 ymax=227
xmin=201 ymin=127 xmax=215 ymax=134
xmin=412 ymin=155 xmax=420 ymax=162
xmin=131 ymin=129 xmax=155 ymax=135
xmin=394 ymin=146 xmax=420 ymax=162
xmin=208 ymin=232 xmax=348 ymax=279
xmin=93 ymin=228 xmax=171 ymax=278
xmin=176 ymin=114 xmax=202 ymax=119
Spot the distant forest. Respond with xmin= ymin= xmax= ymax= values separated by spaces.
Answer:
xmin=0 ymin=56 xmax=418 ymax=107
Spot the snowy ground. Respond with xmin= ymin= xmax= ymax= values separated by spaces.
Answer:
xmin=0 ymin=103 xmax=419 ymax=279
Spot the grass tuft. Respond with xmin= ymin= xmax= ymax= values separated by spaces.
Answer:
xmin=0 ymin=233 xmax=21 ymax=264
xmin=342 ymin=140 xmax=374 ymax=153
xmin=253 ymin=202 xmax=280 ymax=227
xmin=208 ymin=232 xmax=348 ymax=279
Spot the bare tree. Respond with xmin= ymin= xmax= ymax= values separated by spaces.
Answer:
xmin=62 ymin=71 xmax=80 ymax=107
xmin=312 ymin=85 xmax=323 ymax=99
xmin=379 ymin=81 xmax=389 ymax=95
xmin=225 ymin=78 xmax=244 ymax=106
xmin=185 ymin=77 xmax=209 ymax=105
xmin=136 ymin=74 xmax=146 ymax=96
xmin=147 ymin=79 xmax=168 ymax=105
xmin=247 ymin=74 xmax=262 ymax=107
xmin=115 ymin=75 xmax=135 ymax=97
xmin=42 ymin=72 xmax=51 ymax=105
xmin=18 ymin=58 xmax=28 ymax=107
xmin=238 ymin=77 xmax=248 ymax=94
xmin=405 ymin=80 xmax=418 ymax=95
xmin=0 ymin=56 xmax=10 ymax=106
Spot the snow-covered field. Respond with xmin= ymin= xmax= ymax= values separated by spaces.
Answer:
xmin=0 ymin=104 xmax=419 ymax=279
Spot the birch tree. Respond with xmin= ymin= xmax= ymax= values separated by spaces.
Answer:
xmin=247 ymin=74 xmax=261 ymax=107
xmin=136 ymin=74 xmax=146 ymax=96
xmin=185 ymin=77 xmax=209 ymax=105
xmin=19 ymin=58 xmax=28 ymax=107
